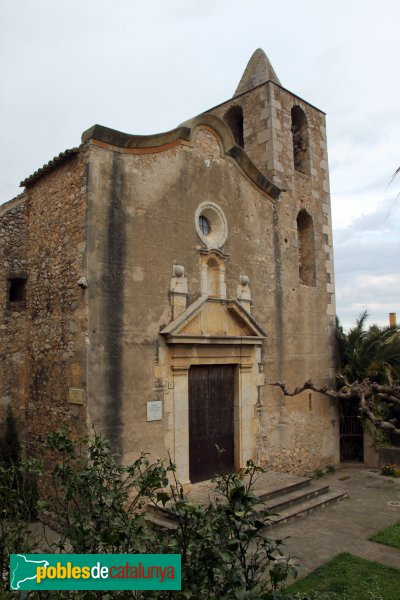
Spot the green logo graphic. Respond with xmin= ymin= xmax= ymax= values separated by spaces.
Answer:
xmin=10 ymin=554 xmax=181 ymax=591
xmin=11 ymin=555 xmax=50 ymax=590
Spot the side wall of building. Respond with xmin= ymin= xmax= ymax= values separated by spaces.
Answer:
xmin=24 ymin=153 xmax=89 ymax=457
xmin=0 ymin=196 xmax=28 ymax=440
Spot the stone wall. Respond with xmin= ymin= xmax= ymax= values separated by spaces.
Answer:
xmin=379 ymin=447 xmax=400 ymax=469
xmin=263 ymin=83 xmax=337 ymax=474
xmin=23 ymin=151 xmax=88 ymax=457
xmin=0 ymin=196 xmax=28 ymax=439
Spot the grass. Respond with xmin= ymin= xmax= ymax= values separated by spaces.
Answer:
xmin=284 ymin=552 xmax=400 ymax=599
xmin=370 ymin=521 xmax=400 ymax=549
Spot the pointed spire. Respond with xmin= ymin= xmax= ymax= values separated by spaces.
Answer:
xmin=234 ymin=49 xmax=281 ymax=96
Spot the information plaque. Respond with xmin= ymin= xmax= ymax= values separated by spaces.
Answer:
xmin=147 ymin=400 xmax=162 ymax=421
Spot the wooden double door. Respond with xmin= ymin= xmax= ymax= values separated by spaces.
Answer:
xmin=188 ymin=365 xmax=235 ymax=483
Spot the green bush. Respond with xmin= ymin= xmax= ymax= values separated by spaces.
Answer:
xmin=0 ymin=406 xmax=40 ymax=595
xmin=41 ymin=429 xmax=170 ymax=555
xmin=381 ymin=464 xmax=400 ymax=478
xmin=0 ymin=429 xmax=296 ymax=597
xmin=313 ymin=469 xmax=324 ymax=479
xmin=30 ymin=430 xmax=296 ymax=599
xmin=159 ymin=457 xmax=297 ymax=599
xmin=0 ymin=457 xmax=41 ymax=595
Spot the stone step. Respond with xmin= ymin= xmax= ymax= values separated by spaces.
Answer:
xmin=144 ymin=478 xmax=311 ymax=523
xmin=146 ymin=488 xmax=347 ymax=530
xmin=265 ymin=489 xmax=347 ymax=526
xmin=255 ymin=477 xmax=312 ymax=502
xmin=146 ymin=502 xmax=176 ymax=520
xmin=262 ymin=482 xmax=330 ymax=512
xmin=145 ymin=510 xmax=178 ymax=530
xmin=144 ymin=471 xmax=347 ymax=530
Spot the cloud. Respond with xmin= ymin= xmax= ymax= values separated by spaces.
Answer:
xmin=333 ymin=200 xmax=400 ymax=328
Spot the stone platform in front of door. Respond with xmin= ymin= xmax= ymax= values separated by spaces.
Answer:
xmin=146 ymin=469 xmax=347 ymax=529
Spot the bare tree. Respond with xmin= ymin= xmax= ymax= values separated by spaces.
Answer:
xmin=267 ymin=378 xmax=400 ymax=437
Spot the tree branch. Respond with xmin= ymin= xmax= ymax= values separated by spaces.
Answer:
xmin=374 ymin=393 xmax=400 ymax=406
xmin=266 ymin=378 xmax=400 ymax=437
xmin=267 ymin=380 xmax=352 ymax=400
xmin=359 ymin=392 xmax=400 ymax=436
xmin=371 ymin=382 xmax=400 ymax=400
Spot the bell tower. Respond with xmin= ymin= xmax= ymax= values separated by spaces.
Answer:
xmin=205 ymin=48 xmax=336 ymax=406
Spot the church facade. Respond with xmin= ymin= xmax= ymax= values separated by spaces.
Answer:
xmin=0 ymin=50 xmax=339 ymax=480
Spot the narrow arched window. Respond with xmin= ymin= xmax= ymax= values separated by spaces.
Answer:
xmin=291 ymin=106 xmax=310 ymax=175
xmin=224 ymin=105 xmax=244 ymax=148
xmin=297 ymin=210 xmax=316 ymax=286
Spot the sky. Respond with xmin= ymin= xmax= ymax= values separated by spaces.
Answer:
xmin=1 ymin=0 xmax=399 ymax=329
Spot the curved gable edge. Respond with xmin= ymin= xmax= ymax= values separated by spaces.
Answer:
xmin=227 ymin=146 xmax=280 ymax=199
xmin=82 ymin=115 xmax=281 ymax=200
xmin=81 ymin=123 xmax=192 ymax=148
xmin=181 ymin=113 xmax=280 ymax=200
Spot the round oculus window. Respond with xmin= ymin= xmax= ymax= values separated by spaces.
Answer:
xmin=195 ymin=202 xmax=228 ymax=249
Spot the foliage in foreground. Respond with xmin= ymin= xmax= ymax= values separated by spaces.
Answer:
xmin=0 ymin=457 xmax=41 ymax=592
xmin=1 ymin=430 xmax=296 ymax=598
xmin=284 ymin=552 xmax=400 ymax=600
xmin=381 ymin=464 xmax=400 ymax=477
xmin=161 ymin=455 xmax=296 ymax=599
xmin=0 ymin=407 xmax=40 ymax=590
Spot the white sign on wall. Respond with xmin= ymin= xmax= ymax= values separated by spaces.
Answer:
xmin=147 ymin=400 xmax=162 ymax=422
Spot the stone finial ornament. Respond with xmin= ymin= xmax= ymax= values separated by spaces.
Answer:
xmin=170 ymin=264 xmax=188 ymax=319
xmin=237 ymin=275 xmax=252 ymax=313
xmin=173 ymin=264 xmax=185 ymax=278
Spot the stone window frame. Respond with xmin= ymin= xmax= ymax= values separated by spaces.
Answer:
xmin=195 ymin=202 xmax=228 ymax=250
xmin=199 ymin=250 xmax=228 ymax=299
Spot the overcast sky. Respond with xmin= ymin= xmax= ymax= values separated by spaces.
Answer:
xmin=1 ymin=0 xmax=399 ymax=329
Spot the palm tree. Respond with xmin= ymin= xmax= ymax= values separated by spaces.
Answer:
xmin=389 ymin=165 xmax=400 ymax=186
xmin=336 ymin=310 xmax=400 ymax=385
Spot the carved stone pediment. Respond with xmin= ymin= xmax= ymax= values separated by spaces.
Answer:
xmin=160 ymin=297 xmax=266 ymax=345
